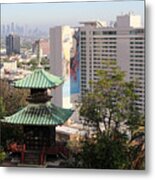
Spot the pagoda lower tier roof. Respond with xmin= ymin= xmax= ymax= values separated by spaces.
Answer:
xmin=13 ymin=68 xmax=64 ymax=89
xmin=2 ymin=102 xmax=73 ymax=126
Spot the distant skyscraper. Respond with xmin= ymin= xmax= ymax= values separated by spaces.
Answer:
xmin=32 ymin=39 xmax=49 ymax=58
xmin=24 ymin=25 xmax=28 ymax=36
xmin=2 ymin=25 xmax=5 ymax=36
xmin=39 ymin=39 xmax=49 ymax=57
xmin=6 ymin=34 xmax=20 ymax=55
xmin=11 ymin=22 xmax=15 ymax=33
xmin=6 ymin=24 xmax=10 ymax=35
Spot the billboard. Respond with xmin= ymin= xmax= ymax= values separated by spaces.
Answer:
xmin=70 ymin=30 xmax=80 ymax=94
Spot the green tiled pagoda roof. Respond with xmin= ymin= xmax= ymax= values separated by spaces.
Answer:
xmin=3 ymin=102 xmax=73 ymax=126
xmin=13 ymin=68 xmax=64 ymax=89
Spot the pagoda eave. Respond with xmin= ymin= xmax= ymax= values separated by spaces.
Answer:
xmin=12 ymin=68 xmax=64 ymax=89
xmin=2 ymin=102 xmax=73 ymax=126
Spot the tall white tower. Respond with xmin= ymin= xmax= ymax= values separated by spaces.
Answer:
xmin=49 ymin=26 xmax=74 ymax=108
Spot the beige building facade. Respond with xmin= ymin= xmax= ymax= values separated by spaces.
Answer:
xmin=79 ymin=14 xmax=145 ymax=113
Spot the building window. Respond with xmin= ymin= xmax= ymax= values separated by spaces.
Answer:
xmin=129 ymin=29 xmax=144 ymax=35
xmin=81 ymin=31 xmax=86 ymax=35
xmin=81 ymin=37 xmax=86 ymax=40
xmin=93 ymin=31 xmax=101 ymax=35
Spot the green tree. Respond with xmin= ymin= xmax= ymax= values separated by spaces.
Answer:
xmin=41 ymin=57 xmax=49 ymax=66
xmin=0 ymin=80 xmax=29 ymax=147
xmin=80 ymin=60 xmax=142 ymax=134
xmin=0 ymin=79 xmax=29 ymax=115
xmin=28 ymin=58 xmax=39 ymax=70
xmin=76 ymin=131 xmax=129 ymax=169
xmin=0 ymin=97 xmax=6 ymax=119
xmin=0 ymin=147 xmax=6 ymax=162
xmin=129 ymin=122 xmax=145 ymax=169
xmin=17 ymin=61 xmax=23 ymax=68
xmin=75 ymin=60 xmax=144 ymax=169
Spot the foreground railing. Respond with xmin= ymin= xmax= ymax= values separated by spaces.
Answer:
xmin=7 ymin=143 xmax=69 ymax=165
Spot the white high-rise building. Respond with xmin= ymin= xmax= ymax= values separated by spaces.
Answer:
xmin=49 ymin=26 xmax=74 ymax=108
xmin=79 ymin=14 xmax=145 ymax=113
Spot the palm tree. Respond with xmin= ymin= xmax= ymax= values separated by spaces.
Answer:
xmin=129 ymin=124 xmax=145 ymax=169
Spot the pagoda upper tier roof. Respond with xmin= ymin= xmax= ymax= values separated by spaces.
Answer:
xmin=2 ymin=102 xmax=73 ymax=126
xmin=13 ymin=68 xmax=64 ymax=89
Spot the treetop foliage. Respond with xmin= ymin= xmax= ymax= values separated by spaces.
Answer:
xmin=80 ymin=59 xmax=143 ymax=134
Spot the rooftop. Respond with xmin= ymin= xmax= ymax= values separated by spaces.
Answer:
xmin=3 ymin=102 xmax=73 ymax=126
xmin=12 ymin=68 xmax=64 ymax=89
xmin=80 ymin=20 xmax=107 ymax=28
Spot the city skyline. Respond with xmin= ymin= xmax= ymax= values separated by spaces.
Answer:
xmin=1 ymin=0 xmax=144 ymax=29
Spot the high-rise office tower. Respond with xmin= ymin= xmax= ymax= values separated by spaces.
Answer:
xmin=6 ymin=24 xmax=10 ymax=35
xmin=49 ymin=26 xmax=74 ymax=108
xmin=11 ymin=22 xmax=15 ymax=33
xmin=2 ymin=25 xmax=5 ymax=36
xmin=79 ymin=14 xmax=145 ymax=113
xmin=6 ymin=34 xmax=20 ymax=55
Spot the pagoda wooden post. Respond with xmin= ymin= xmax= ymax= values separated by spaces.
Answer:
xmin=40 ymin=147 xmax=45 ymax=165
xmin=21 ymin=152 xmax=24 ymax=163
xmin=50 ymin=126 xmax=56 ymax=146
xmin=21 ymin=144 xmax=26 ymax=163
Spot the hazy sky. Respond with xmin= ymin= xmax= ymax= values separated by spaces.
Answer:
xmin=1 ymin=0 xmax=145 ymax=28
